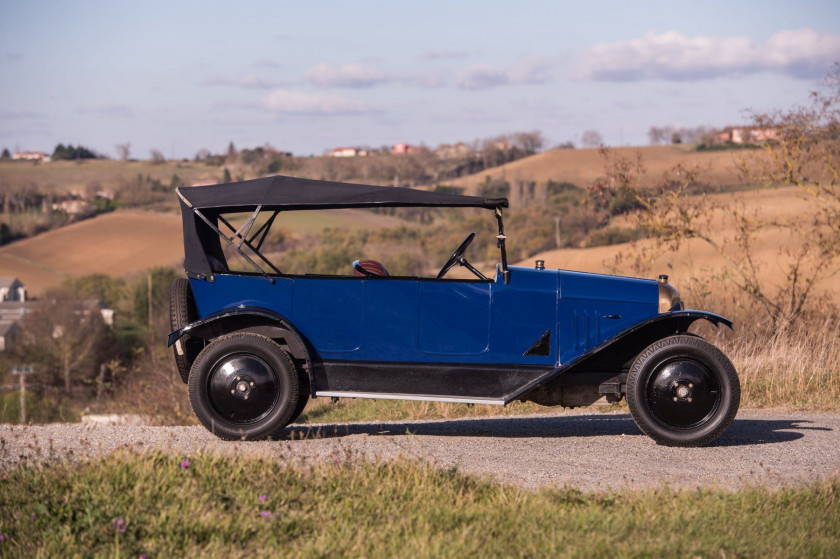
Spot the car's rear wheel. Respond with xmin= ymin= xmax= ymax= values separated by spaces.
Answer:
xmin=288 ymin=393 xmax=310 ymax=424
xmin=626 ymin=334 xmax=739 ymax=447
xmin=170 ymin=278 xmax=202 ymax=384
xmin=189 ymin=333 xmax=300 ymax=440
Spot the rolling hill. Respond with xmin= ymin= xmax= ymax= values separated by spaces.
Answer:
xmin=518 ymin=186 xmax=840 ymax=303
xmin=0 ymin=208 xmax=412 ymax=296
xmin=446 ymin=145 xmax=760 ymax=194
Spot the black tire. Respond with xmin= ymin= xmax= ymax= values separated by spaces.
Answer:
xmin=188 ymin=333 xmax=300 ymax=440
xmin=288 ymin=393 xmax=310 ymax=424
xmin=170 ymin=278 xmax=202 ymax=384
xmin=626 ymin=334 xmax=740 ymax=447
xmin=288 ymin=362 xmax=310 ymax=424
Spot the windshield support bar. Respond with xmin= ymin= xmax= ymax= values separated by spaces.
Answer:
xmin=193 ymin=208 xmax=278 ymax=282
xmin=215 ymin=213 xmax=282 ymax=277
xmin=249 ymin=210 xmax=278 ymax=251
xmin=495 ymin=207 xmax=510 ymax=285
xmin=233 ymin=205 xmax=261 ymax=248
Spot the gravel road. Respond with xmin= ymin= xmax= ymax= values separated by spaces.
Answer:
xmin=2 ymin=409 xmax=838 ymax=491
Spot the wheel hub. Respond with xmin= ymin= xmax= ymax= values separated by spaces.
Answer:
xmin=207 ymin=353 xmax=278 ymax=423
xmin=647 ymin=358 xmax=720 ymax=429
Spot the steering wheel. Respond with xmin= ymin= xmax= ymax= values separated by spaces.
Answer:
xmin=437 ymin=232 xmax=488 ymax=280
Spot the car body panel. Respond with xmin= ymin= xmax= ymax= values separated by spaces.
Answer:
xmin=187 ymin=265 xmax=660 ymax=370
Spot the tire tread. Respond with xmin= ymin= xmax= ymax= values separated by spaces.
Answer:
xmin=626 ymin=334 xmax=740 ymax=447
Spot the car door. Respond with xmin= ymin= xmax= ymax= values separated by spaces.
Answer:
xmin=418 ymin=281 xmax=492 ymax=355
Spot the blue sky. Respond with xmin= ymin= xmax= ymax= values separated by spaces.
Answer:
xmin=2 ymin=1 xmax=839 ymax=158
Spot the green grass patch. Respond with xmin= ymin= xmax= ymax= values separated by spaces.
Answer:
xmin=0 ymin=451 xmax=838 ymax=557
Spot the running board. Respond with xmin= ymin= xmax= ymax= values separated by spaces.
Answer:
xmin=315 ymin=391 xmax=506 ymax=406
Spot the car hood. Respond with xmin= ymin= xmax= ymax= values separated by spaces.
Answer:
xmin=507 ymin=266 xmax=658 ymax=305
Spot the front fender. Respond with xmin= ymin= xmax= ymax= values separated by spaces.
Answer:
xmin=505 ymin=310 xmax=732 ymax=403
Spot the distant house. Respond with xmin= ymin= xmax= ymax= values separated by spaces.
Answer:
xmin=51 ymin=199 xmax=93 ymax=215
xmin=330 ymin=147 xmax=367 ymax=157
xmin=0 ymin=277 xmax=115 ymax=351
xmin=434 ymin=143 xmax=472 ymax=159
xmin=715 ymin=126 xmax=778 ymax=144
xmin=11 ymin=151 xmax=50 ymax=162
xmin=0 ymin=277 xmax=26 ymax=352
xmin=0 ymin=321 xmax=20 ymax=352
xmin=0 ymin=277 xmax=26 ymax=303
xmin=392 ymin=143 xmax=413 ymax=155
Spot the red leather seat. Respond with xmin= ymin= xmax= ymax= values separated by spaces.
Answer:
xmin=353 ymin=259 xmax=390 ymax=278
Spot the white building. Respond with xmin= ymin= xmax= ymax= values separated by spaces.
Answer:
xmin=0 ymin=277 xmax=26 ymax=303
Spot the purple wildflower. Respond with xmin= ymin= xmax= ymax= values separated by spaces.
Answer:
xmin=180 ymin=459 xmax=190 ymax=469
xmin=113 ymin=518 xmax=126 ymax=533
xmin=0 ymin=534 xmax=5 ymax=541
xmin=140 ymin=555 xmax=146 ymax=559
xmin=259 ymin=494 xmax=267 ymax=502
xmin=30 ymin=514 xmax=36 ymax=521
xmin=286 ymin=444 xmax=291 ymax=451
xmin=260 ymin=511 xmax=271 ymax=518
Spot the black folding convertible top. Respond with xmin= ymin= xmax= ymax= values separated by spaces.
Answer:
xmin=178 ymin=174 xmax=507 ymax=211
xmin=178 ymin=174 xmax=508 ymax=279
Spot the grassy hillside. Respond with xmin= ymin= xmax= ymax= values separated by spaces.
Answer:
xmin=0 ymin=159 xmax=221 ymax=194
xmin=446 ymin=145 xmax=759 ymax=194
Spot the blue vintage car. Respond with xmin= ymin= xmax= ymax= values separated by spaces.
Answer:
xmin=168 ymin=175 xmax=740 ymax=446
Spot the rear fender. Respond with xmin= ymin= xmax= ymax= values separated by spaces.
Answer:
xmin=507 ymin=310 xmax=732 ymax=404
xmin=167 ymin=306 xmax=316 ymax=396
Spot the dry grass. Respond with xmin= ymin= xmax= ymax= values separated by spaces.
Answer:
xmin=524 ymin=186 xmax=840 ymax=302
xmin=0 ymin=210 xmax=184 ymax=295
xmin=716 ymin=317 xmax=840 ymax=410
xmin=0 ymin=159 xmax=220 ymax=194
xmin=447 ymin=145 xmax=760 ymax=194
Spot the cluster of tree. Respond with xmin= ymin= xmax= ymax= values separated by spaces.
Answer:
xmin=1 ymin=148 xmax=11 ymax=160
xmin=51 ymin=143 xmax=102 ymax=161
xmin=647 ymin=126 xmax=712 ymax=145
xmin=4 ymin=268 xmax=182 ymax=405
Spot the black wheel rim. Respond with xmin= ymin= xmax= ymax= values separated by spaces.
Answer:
xmin=646 ymin=357 xmax=721 ymax=429
xmin=206 ymin=353 xmax=279 ymax=423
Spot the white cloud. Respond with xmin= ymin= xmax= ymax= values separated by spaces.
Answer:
xmin=304 ymin=63 xmax=390 ymax=88
xmin=76 ymin=104 xmax=134 ymax=117
xmin=576 ymin=28 xmax=840 ymax=81
xmin=202 ymin=74 xmax=283 ymax=89
xmin=456 ymin=56 xmax=551 ymax=90
xmin=422 ymin=49 xmax=468 ymax=60
xmin=303 ymin=62 xmax=444 ymax=89
xmin=0 ymin=109 xmax=45 ymax=120
xmin=456 ymin=64 xmax=509 ymax=90
xmin=262 ymin=89 xmax=373 ymax=115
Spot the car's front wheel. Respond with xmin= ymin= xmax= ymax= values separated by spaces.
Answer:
xmin=189 ymin=333 xmax=300 ymax=440
xmin=626 ymin=334 xmax=740 ymax=447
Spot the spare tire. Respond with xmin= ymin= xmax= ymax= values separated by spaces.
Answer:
xmin=170 ymin=277 xmax=202 ymax=384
